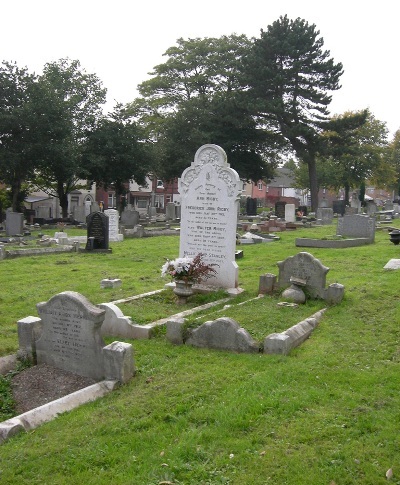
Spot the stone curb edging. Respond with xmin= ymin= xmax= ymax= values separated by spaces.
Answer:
xmin=263 ymin=309 xmax=326 ymax=355
xmin=0 ymin=380 xmax=118 ymax=445
xmin=295 ymin=237 xmax=372 ymax=248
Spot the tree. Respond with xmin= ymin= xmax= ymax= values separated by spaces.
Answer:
xmin=0 ymin=61 xmax=39 ymax=211
xmin=32 ymin=59 xmax=107 ymax=217
xmin=128 ymin=35 xmax=281 ymax=181
xmin=82 ymin=109 xmax=153 ymax=214
xmin=388 ymin=129 xmax=400 ymax=199
xmin=322 ymin=110 xmax=391 ymax=204
xmin=244 ymin=15 xmax=344 ymax=210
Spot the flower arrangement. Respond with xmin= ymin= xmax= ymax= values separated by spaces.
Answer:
xmin=161 ymin=253 xmax=217 ymax=284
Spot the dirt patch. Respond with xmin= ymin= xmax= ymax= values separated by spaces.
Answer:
xmin=11 ymin=363 xmax=97 ymax=414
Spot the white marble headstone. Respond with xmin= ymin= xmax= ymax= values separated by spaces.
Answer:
xmin=178 ymin=144 xmax=241 ymax=289
xmin=104 ymin=209 xmax=123 ymax=242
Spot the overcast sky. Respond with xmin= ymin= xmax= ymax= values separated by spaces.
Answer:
xmin=2 ymin=0 xmax=399 ymax=137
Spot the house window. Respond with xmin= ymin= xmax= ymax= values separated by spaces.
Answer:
xmin=137 ymin=198 xmax=147 ymax=209
xmin=258 ymin=182 xmax=263 ymax=190
xmin=157 ymin=180 xmax=164 ymax=189
xmin=108 ymin=192 xmax=116 ymax=208
xmin=155 ymin=194 xmax=164 ymax=209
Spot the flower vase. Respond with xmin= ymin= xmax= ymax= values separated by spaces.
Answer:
xmin=173 ymin=280 xmax=194 ymax=304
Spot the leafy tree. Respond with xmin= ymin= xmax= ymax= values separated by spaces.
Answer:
xmin=82 ymin=109 xmax=153 ymax=214
xmin=128 ymin=35 xmax=281 ymax=181
xmin=32 ymin=59 xmax=107 ymax=217
xmin=388 ymin=129 xmax=400 ymax=199
xmin=323 ymin=110 xmax=391 ymax=204
xmin=0 ymin=61 xmax=40 ymax=211
xmin=244 ymin=15 xmax=344 ymax=210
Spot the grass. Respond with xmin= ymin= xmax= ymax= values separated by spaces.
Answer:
xmin=0 ymin=222 xmax=400 ymax=484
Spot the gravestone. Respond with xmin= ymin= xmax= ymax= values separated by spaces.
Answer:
xmin=275 ymin=201 xmax=286 ymax=219
xmin=72 ymin=205 xmax=86 ymax=223
xmin=5 ymin=212 xmax=24 ymax=236
xmin=246 ymin=197 xmax=257 ymax=216
xmin=179 ymin=144 xmax=241 ymax=289
xmin=332 ymin=200 xmax=345 ymax=216
xmin=284 ymin=203 xmax=296 ymax=223
xmin=166 ymin=202 xmax=176 ymax=221
xmin=104 ymin=208 xmax=123 ymax=242
xmin=85 ymin=211 xmax=109 ymax=250
xmin=120 ymin=209 xmax=140 ymax=228
xmin=366 ymin=200 xmax=377 ymax=215
xmin=385 ymin=201 xmax=394 ymax=211
xmin=337 ymin=214 xmax=375 ymax=242
xmin=33 ymin=291 xmax=134 ymax=382
xmin=277 ymin=252 xmax=329 ymax=298
xmin=316 ymin=208 xmax=334 ymax=225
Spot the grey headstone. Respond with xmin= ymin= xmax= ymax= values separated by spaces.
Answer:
xmin=316 ymin=208 xmax=333 ymax=225
xmin=36 ymin=291 xmax=107 ymax=380
xmin=5 ymin=212 xmax=24 ymax=236
xmin=336 ymin=214 xmax=375 ymax=242
xmin=185 ymin=317 xmax=259 ymax=353
xmin=120 ymin=209 xmax=140 ymax=228
xmin=277 ymin=252 xmax=329 ymax=298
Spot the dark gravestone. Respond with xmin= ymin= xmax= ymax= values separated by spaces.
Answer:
xmin=86 ymin=212 xmax=109 ymax=250
xmin=275 ymin=201 xmax=286 ymax=219
xmin=332 ymin=200 xmax=346 ymax=216
xmin=246 ymin=197 xmax=257 ymax=216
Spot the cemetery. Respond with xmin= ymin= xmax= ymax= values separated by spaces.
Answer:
xmin=0 ymin=145 xmax=400 ymax=483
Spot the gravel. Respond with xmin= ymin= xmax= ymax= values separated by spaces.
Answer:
xmin=11 ymin=363 xmax=97 ymax=414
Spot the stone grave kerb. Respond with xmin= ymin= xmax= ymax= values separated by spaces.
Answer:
xmin=178 ymin=144 xmax=242 ymax=289
xmin=35 ymin=291 xmax=106 ymax=380
xmin=277 ymin=252 xmax=329 ymax=298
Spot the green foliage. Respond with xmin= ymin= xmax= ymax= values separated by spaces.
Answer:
xmin=82 ymin=108 xmax=153 ymax=213
xmin=32 ymin=58 xmax=107 ymax=217
xmin=0 ymin=358 xmax=31 ymax=421
xmin=244 ymin=15 xmax=344 ymax=210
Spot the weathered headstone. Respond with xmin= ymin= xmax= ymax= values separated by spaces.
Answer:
xmin=366 ymin=200 xmax=377 ymax=215
xmin=72 ymin=206 xmax=86 ymax=223
xmin=316 ymin=208 xmax=334 ymax=225
xmin=104 ymin=208 xmax=123 ymax=242
xmin=179 ymin=144 xmax=241 ymax=289
xmin=31 ymin=291 xmax=134 ymax=382
xmin=166 ymin=202 xmax=176 ymax=221
xmin=120 ymin=209 xmax=140 ymax=228
xmin=5 ymin=212 xmax=24 ymax=236
xmin=85 ymin=211 xmax=109 ymax=250
xmin=337 ymin=214 xmax=375 ymax=242
xmin=275 ymin=201 xmax=286 ymax=219
xmin=284 ymin=203 xmax=296 ymax=223
xmin=277 ymin=252 xmax=329 ymax=298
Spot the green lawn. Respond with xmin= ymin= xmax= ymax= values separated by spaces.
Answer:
xmin=0 ymin=222 xmax=400 ymax=484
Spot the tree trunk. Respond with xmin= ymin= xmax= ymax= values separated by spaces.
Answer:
xmin=344 ymin=181 xmax=350 ymax=206
xmin=307 ymin=156 xmax=319 ymax=212
xmin=57 ymin=181 xmax=69 ymax=219
xmin=11 ymin=179 xmax=22 ymax=212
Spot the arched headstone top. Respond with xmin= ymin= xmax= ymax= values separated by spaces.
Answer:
xmin=179 ymin=144 xmax=240 ymax=198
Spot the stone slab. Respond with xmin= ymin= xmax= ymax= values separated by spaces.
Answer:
xmin=384 ymin=259 xmax=400 ymax=270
